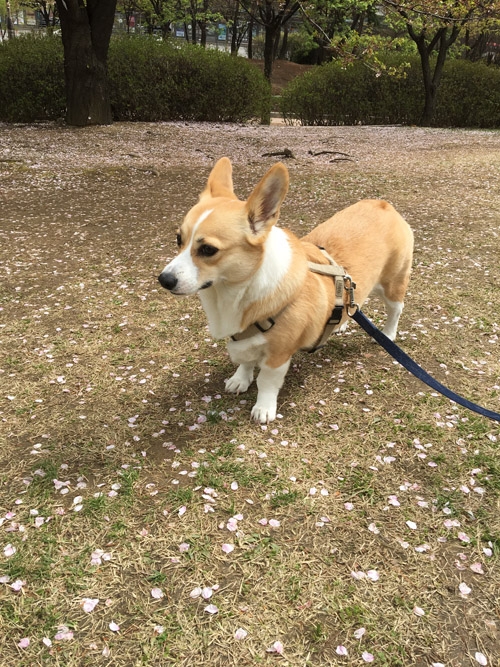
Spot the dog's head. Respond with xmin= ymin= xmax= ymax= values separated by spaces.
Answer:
xmin=158 ymin=158 xmax=289 ymax=295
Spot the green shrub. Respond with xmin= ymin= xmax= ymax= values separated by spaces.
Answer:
xmin=280 ymin=55 xmax=500 ymax=128
xmin=0 ymin=34 xmax=65 ymax=122
xmin=108 ymin=37 xmax=270 ymax=123
xmin=434 ymin=59 xmax=500 ymax=128
xmin=0 ymin=35 xmax=269 ymax=124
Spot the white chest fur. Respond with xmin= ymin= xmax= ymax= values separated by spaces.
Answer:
xmin=198 ymin=226 xmax=291 ymax=340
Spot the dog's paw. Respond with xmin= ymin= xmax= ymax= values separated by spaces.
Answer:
xmin=251 ymin=402 xmax=277 ymax=424
xmin=225 ymin=369 xmax=253 ymax=394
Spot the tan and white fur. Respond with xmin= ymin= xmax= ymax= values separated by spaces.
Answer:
xmin=158 ymin=158 xmax=414 ymax=423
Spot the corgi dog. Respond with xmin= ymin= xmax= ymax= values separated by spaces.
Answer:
xmin=158 ymin=158 xmax=414 ymax=423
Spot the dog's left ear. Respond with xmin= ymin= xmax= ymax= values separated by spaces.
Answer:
xmin=246 ymin=163 xmax=289 ymax=237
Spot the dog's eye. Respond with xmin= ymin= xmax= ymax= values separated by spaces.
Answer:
xmin=176 ymin=233 xmax=182 ymax=247
xmin=198 ymin=244 xmax=218 ymax=258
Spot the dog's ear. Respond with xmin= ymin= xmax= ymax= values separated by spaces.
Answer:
xmin=200 ymin=157 xmax=236 ymax=200
xmin=245 ymin=163 xmax=289 ymax=237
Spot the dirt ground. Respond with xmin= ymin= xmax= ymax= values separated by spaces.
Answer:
xmin=0 ymin=121 xmax=499 ymax=666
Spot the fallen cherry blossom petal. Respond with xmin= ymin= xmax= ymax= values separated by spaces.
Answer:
xmin=269 ymin=519 xmax=280 ymax=528
xmin=336 ymin=645 xmax=348 ymax=656
xmin=109 ymin=621 xmax=120 ymax=632
xmin=54 ymin=626 xmax=74 ymax=641
xmin=366 ymin=569 xmax=379 ymax=582
xmin=458 ymin=532 xmax=471 ymax=543
xmin=204 ymin=604 xmax=218 ymax=614
xmin=413 ymin=606 xmax=425 ymax=617
xmin=470 ymin=563 xmax=484 ymax=574
xmin=221 ymin=543 xmax=234 ymax=554
xmin=202 ymin=587 xmax=213 ymax=599
xmin=3 ymin=544 xmax=16 ymax=558
xmin=10 ymin=579 xmax=25 ymax=592
xmin=475 ymin=652 xmax=488 ymax=665
xmin=82 ymin=598 xmax=99 ymax=612
xmin=406 ymin=520 xmax=417 ymax=530
xmin=234 ymin=628 xmax=248 ymax=640
xmin=42 ymin=637 xmax=52 ymax=647
xmin=18 ymin=638 xmax=30 ymax=649
xmin=353 ymin=627 xmax=366 ymax=639
xmin=459 ymin=582 xmax=471 ymax=596
xmin=151 ymin=588 xmax=164 ymax=599
xmin=178 ymin=542 xmax=190 ymax=553
xmin=267 ymin=640 xmax=284 ymax=654
xmin=362 ymin=652 xmax=375 ymax=663
xmin=190 ymin=587 xmax=202 ymax=598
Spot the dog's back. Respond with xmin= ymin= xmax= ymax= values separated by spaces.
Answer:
xmin=302 ymin=199 xmax=414 ymax=340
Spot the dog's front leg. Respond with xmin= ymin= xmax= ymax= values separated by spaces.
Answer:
xmin=225 ymin=363 xmax=255 ymax=394
xmin=251 ymin=360 xmax=291 ymax=424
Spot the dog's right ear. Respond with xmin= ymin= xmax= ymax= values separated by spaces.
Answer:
xmin=200 ymin=157 xmax=237 ymax=200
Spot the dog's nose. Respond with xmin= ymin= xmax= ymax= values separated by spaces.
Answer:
xmin=158 ymin=272 xmax=178 ymax=291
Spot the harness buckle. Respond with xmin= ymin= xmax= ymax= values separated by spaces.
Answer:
xmin=344 ymin=275 xmax=359 ymax=316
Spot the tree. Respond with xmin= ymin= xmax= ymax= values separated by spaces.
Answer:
xmin=382 ymin=0 xmax=500 ymax=125
xmin=299 ymin=0 xmax=378 ymax=64
xmin=55 ymin=0 xmax=117 ymax=126
xmin=241 ymin=0 xmax=301 ymax=79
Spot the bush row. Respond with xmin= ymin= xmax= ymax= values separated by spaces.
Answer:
xmin=0 ymin=35 xmax=270 ymax=123
xmin=280 ymin=56 xmax=500 ymax=127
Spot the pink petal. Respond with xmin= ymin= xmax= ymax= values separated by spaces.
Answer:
xmin=470 ymin=562 xmax=484 ymax=574
xmin=362 ymin=652 xmax=375 ymax=663
xmin=178 ymin=542 xmax=190 ymax=552
xmin=353 ymin=627 xmax=366 ymax=639
xmin=234 ymin=628 xmax=248 ymax=640
xmin=204 ymin=604 xmax=218 ymax=614
xmin=18 ymin=638 xmax=30 ymax=649
xmin=475 ymin=652 xmax=488 ymax=666
xmin=151 ymin=588 xmax=164 ymax=599
xmin=82 ymin=598 xmax=99 ymax=612
xmin=336 ymin=645 xmax=348 ymax=656
xmin=267 ymin=640 xmax=284 ymax=654
xmin=459 ymin=582 xmax=471 ymax=596
xmin=221 ymin=543 xmax=234 ymax=554
xmin=109 ymin=621 xmax=120 ymax=632
xmin=413 ymin=606 xmax=425 ymax=617
xmin=269 ymin=519 xmax=280 ymax=528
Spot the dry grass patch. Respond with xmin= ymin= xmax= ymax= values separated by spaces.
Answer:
xmin=0 ymin=122 xmax=499 ymax=666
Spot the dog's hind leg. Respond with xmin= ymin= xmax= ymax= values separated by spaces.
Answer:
xmin=251 ymin=359 xmax=291 ymax=423
xmin=378 ymin=261 xmax=412 ymax=341
xmin=225 ymin=363 xmax=255 ymax=394
xmin=380 ymin=297 xmax=404 ymax=341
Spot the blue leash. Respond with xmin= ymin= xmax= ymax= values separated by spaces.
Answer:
xmin=350 ymin=308 xmax=500 ymax=423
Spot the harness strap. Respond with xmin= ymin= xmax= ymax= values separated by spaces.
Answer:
xmin=231 ymin=317 xmax=277 ymax=342
xmin=304 ymin=248 xmax=347 ymax=353
xmin=230 ymin=248 xmax=347 ymax=348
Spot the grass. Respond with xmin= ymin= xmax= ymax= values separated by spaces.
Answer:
xmin=0 ymin=123 xmax=499 ymax=666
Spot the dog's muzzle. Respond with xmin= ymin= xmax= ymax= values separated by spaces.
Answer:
xmin=158 ymin=272 xmax=178 ymax=291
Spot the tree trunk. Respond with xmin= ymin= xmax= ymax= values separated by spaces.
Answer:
xmin=56 ymin=0 xmax=117 ymax=127
xmin=278 ymin=25 xmax=288 ymax=60
xmin=408 ymin=22 xmax=461 ymax=126
xmin=263 ymin=22 xmax=280 ymax=80
xmin=247 ymin=17 xmax=253 ymax=59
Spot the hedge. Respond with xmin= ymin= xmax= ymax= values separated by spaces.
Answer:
xmin=280 ymin=56 xmax=500 ymax=128
xmin=0 ymin=35 xmax=270 ymax=124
